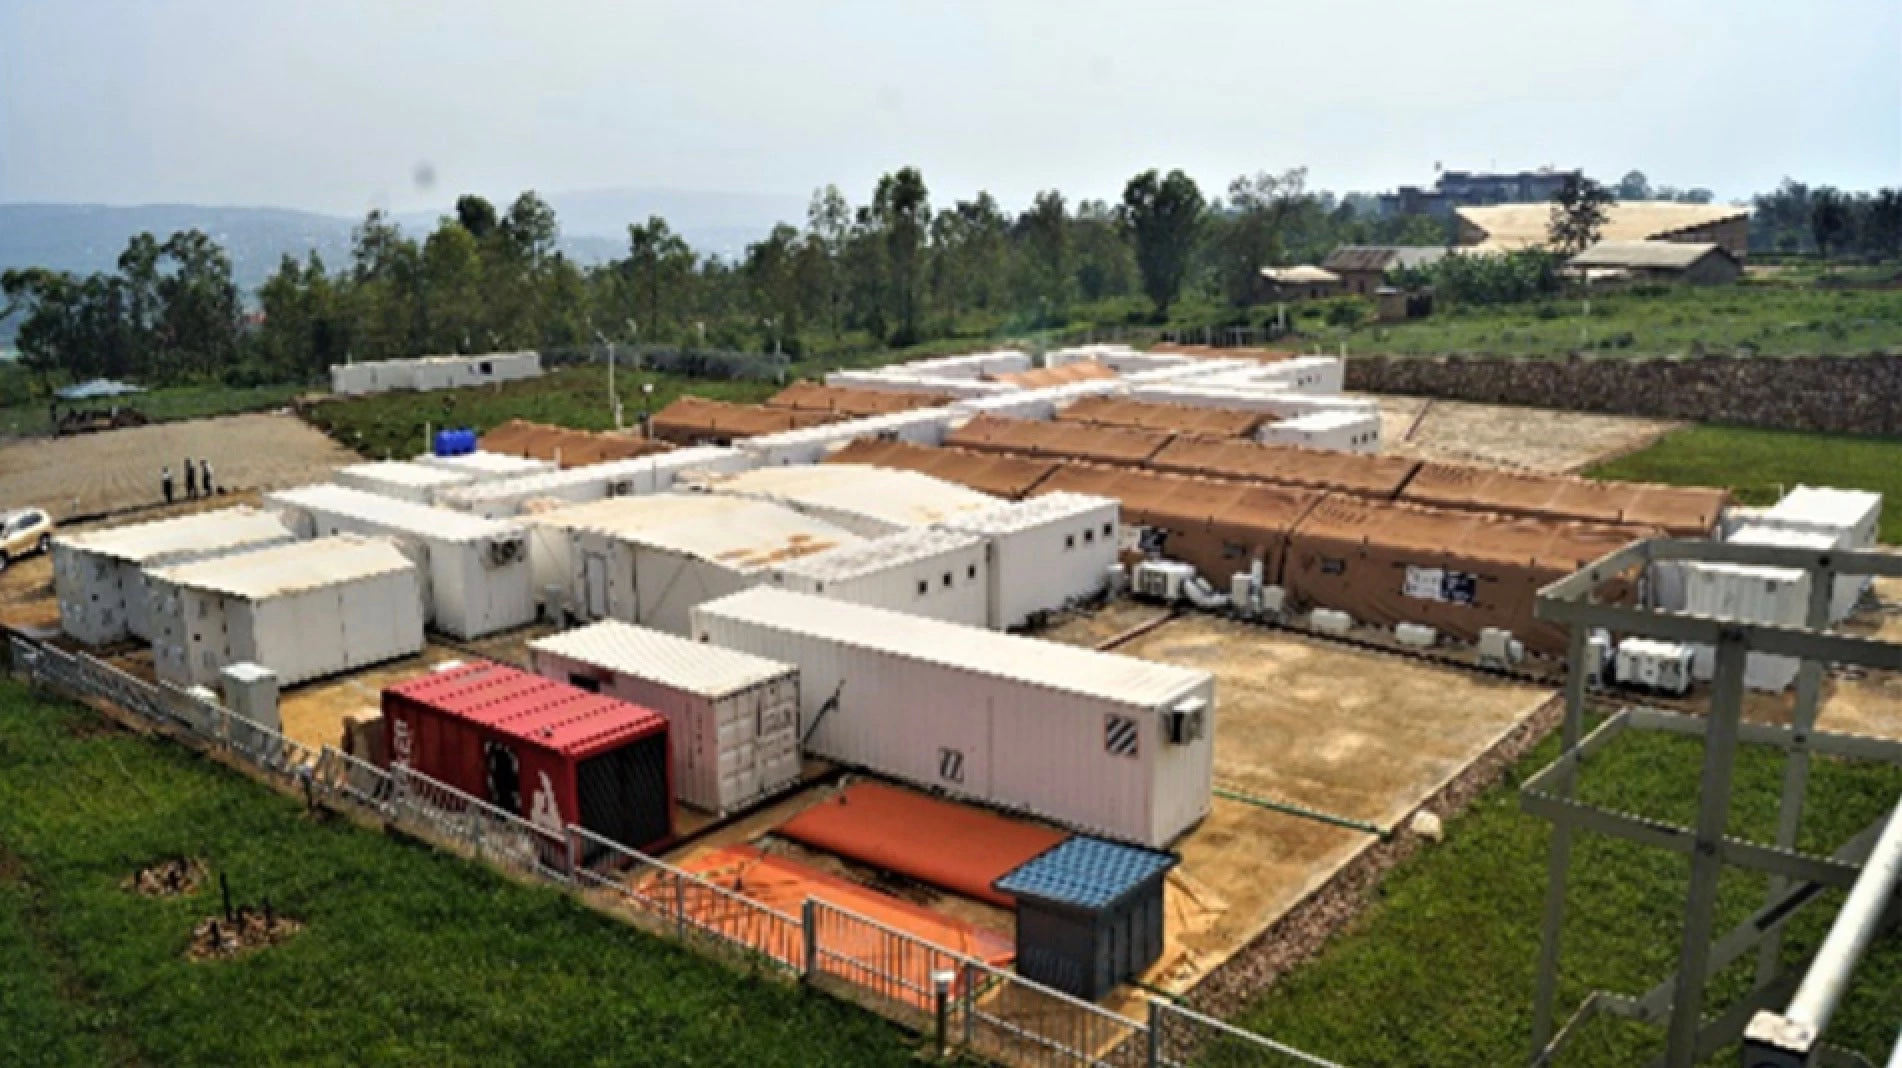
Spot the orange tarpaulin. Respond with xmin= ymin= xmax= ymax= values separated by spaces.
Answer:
xmin=671 ymin=844 xmax=1013 ymax=1006
xmin=778 ymin=783 xmax=1066 ymax=909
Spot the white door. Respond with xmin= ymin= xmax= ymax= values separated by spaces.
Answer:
xmin=583 ymin=553 xmax=608 ymax=620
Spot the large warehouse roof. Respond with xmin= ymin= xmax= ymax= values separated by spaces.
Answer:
xmin=692 ymin=463 xmax=999 ymax=530
xmin=1566 ymin=240 xmax=1732 ymax=270
xmin=1457 ymin=201 xmax=1748 ymax=251
xmin=529 ymin=493 xmax=859 ymax=572
xmin=824 ymin=439 xmax=1060 ymax=500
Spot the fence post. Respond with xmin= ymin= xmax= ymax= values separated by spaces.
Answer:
xmin=801 ymin=899 xmax=818 ymax=982
xmin=673 ymin=874 xmax=687 ymax=941
xmin=933 ymin=970 xmax=954 ymax=1059
xmin=564 ymin=827 xmax=580 ymax=884
xmin=961 ymin=958 xmax=975 ymax=1047
xmin=1147 ymin=998 xmax=1162 ymax=1068
xmin=466 ymin=803 xmax=483 ymax=859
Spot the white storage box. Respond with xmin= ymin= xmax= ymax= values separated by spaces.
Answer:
xmin=436 ymin=447 xmax=754 ymax=519
xmin=1258 ymin=411 xmax=1382 ymax=454
xmin=148 ymin=535 xmax=425 ymax=690
xmin=334 ymin=461 xmax=476 ymax=505
xmin=414 ymin=450 xmax=557 ymax=481
xmin=692 ymin=588 xmax=1214 ymax=847
xmin=529 ymin=621 xmax=801 ymax=815
xmin=53 ymin=507 xmax=299 ymax=646
xmin=775 ymin=527 xmax=990 ymax=627
xmin=1615 ymin=638 xmax=1695 ymax=696
xmin=263 ymin=484 xmax=535 ymax=639
xmin=739 ymin=408 xmax=961 ymax=467
xmin=1683 ymin=546 xmax=1813 ymax=693
xmin=943 ymin=492 xmax=1119 ymax=630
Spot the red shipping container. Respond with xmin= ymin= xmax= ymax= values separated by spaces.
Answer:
xmin=383 ymin=660 xmax=674 ymax=854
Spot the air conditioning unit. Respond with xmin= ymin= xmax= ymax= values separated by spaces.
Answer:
xmin=1615 ymin=639 xmax=1695 ymax=697
xmin=1478 ymin=627 xmax=1526 ymax=669
xmin=1133 ymin=560 xmax=1197 ymax=603
xmin=485 ymin=536 xmax=526 ymax=568
xmin=1395 ymin=623 xmax=1437 ymax=649
xmin=608 ymin=477 xmax=640 ymax=497
xmin=1311 ymin=608 xmax=1353 ymax=635
xmin=1259 ymin=585 xmax=1287 ymax=617
xmin=1163 ymin=698 xmax=1207 ymax=745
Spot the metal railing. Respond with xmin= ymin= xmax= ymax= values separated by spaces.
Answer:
xmin=6 ymin=629 xmax=1335 ymax=1068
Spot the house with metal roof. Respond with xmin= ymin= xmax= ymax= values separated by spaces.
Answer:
xmin=1565 ymin=240 xmax=1742 ymax=285
xmin=1254 ymin=265 xmax=1341 ymax=301
xmin=1457 ymin=200 xmax=1750 ymax=256
xmin=1320 ymin=245 xmax=1456 ymax=295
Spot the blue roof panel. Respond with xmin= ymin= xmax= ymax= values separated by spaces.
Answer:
xmin=993 ymin=836 xmax=1177 ymax=911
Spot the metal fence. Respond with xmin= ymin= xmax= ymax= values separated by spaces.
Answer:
xmin=6 ymin=630 xmax=1334 ymax=1067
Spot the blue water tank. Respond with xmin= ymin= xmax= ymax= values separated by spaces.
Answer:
xmin=433 ymin=428 xmax=477 ymax=456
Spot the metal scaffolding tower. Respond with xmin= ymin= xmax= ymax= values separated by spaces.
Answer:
xmin=1524 ymin=537 xmax=1902 ymax=1067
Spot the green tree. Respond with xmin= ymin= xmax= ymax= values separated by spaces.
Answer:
xmin=623 ymin=216 xmax=695 ymax=341
xmin=1616 ymin=170 xmax=1651 ymax=200
xmin=1069 ymin=199 xmax=1135 ymax=302
xmin=1015 ymin=190 xmax=1071 ymax=313
xmin=1865 ymin=189 xmax=1902 ymax=260
xmin=420 ymin=223 xmax=485 ymax=352
xmin=154 ymin=230 xmax=242 ymax=380
xmin=1810 ymin=187 xmax=1851 ymax=261
xmin=1214 ymin=168 xmax=1309 ymax=306
xmin=870 ymin=167 xmax=931 ymax=344
xmin=1119 ymin=169 xmax=1205 ymax=318
xmin=1547 ymin=174 xmax=1616 ymax=256
xmin=744 ymin=223 xmax=804 ymax=349
xmin=455 ymin=195 xmax=499 ymax=241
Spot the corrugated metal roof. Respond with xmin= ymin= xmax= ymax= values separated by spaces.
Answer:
xmin=148 ymin=534 xmax=415 ymax=599
xmin=57 ymin=506 xmax=295 ymax=562
xmin=1275 ymin=410 xmax=1378 ymax=431
xmin=1567 ymin=240 xmax=1728 ymax=270
xmin=530 ymin=493 xmax=860 ymax=572
xmin=1258 ymin=266 xmax=1339 ymax=284
xmin=777 ymin=526 xmax=983 ymax=582
xmin=693 ymin=464 xmax=999 ymax=529
xmin=652 ymin=396 xmax=843 ymax=439
xmin=945 ymin=492 xmax=1118 ymax=536
xmin=388 ymin=660 xmax=664 ymax=759
xmin=765 ymin=381 xmax=954 ymax=415
xmin=338 ymin=461 xmax=475 ymax=488
xmin=990 ymin=363 xmax=1120 ymax=389
xmin=1320 ymin=246 xmax=1452 ymax=273
xmin=1458 ymin=201 xmax=1749 ymax=251
xmin=529 ymin=620 xmax=794 ymax=697
xmin=697 ymin=587 xmax=1210 ymax=708
xmin=268 ymin=484 xmax=526 ymax=543
xmin=823 ymin=439 xmax=1060 ymax=500
xmin=741 ymin=407 xmax=958 ymax=450
xmin=992 ymin=836 xmax=1178 ymax=910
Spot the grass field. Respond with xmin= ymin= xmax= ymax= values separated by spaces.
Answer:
xmin=0 ymin=382 xmax=310 ymax=439
xmin=0 ymin=680 xmax=916 ymax=1067
xmin=1588 ymin=425 xmax=1902 ymax=543
xmin=1234 ymin=721 xmax=1902 ymax=1066
xmin=1307 ymin=281 xmax=1902 ymax=358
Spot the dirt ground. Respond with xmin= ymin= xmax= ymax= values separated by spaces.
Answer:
xmin=0 ymin=413 xmax=355 ymax=520
xmin=1374 ymin=395 xmax=1680 ymax=473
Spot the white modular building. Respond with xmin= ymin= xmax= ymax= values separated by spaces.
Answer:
xmin=693 ymin=588 xmax=1214 ymax=848
xmin=1682 ymin=528 xmax=1831 ymax=692
xmin=1751 ymin=485 xmax=1884 ymax=617
xmin=334 ymin=461 xmax=477 ymax=506
xmin=774 ymin=527 xmax=991 ymax=627
xmin=1117 ymin=358 xmax=1259 ymax=384
xmin=686 ymin=464 xmax=1000 ymax=538
xmin=435 ymin=446 xmax=755 ymax=519
xmin=825 ymin=369 xmax=1021 ymax=399
xmin=1257 ymin=411 xmax=1383 ymax=454
xmin=944 ymin=492 xmax=1120 ymax=630
xmin=738 ymin=408 xmax=961 ymax=467
xmin=328 ymin=351 xmax=542 ymax=396
xmin=1128 ymin=383 xmax=1378 ymax=421
xmin=888 ymin=350 xmax=1033 ymax=379
xmin=526 ymin=494 xmax=860 ymax=635
xmin=413 ymin=450 xmax=557 ymax=481
xmin=263 ymin=485 xmax=535 ymax=639
xmin=148 ymin=535 xmax=425 ymax=690
xmin=53 ymin=507 xmax=299 ymax=646
xmin=529 ymin=621 xmax=801 ymax=816
xmin=1045 ymin=346 xmax=1190 ymax=374
xmin=1202 ymin=355 xmax=1345 ymax=394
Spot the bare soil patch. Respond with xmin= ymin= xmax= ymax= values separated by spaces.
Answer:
xmin=1375 ymin=395 xmax=1680 ymax=473
xmin=187 ymin=905 xmax=303 ymax=961
xmin=127 ymin=857 xmax=208 ymax=898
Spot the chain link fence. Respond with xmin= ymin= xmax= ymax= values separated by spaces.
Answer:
xmin=6 ymin=630 xmax=1336 ymax=1067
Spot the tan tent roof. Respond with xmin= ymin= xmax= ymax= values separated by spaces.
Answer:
xmin=765 ymin=381 xmax=954 ymax=416
xmin=1457 ymin=201 xmax=1748 ymax=252
xmin=1566 ymin=240 xmax=1731 ymax=271
xmin=480 ymin=419 xmax=673 ymax=468
xmin=946 ymin=415 xmax=1172 ymax=466
xmin=1056 ymin=395 xmax=1265 ymax=438
xmin=824 ymin=438 xmax=1059 ymax=500
xmin=1147 ymin=344 xmax=1297 ymax=363
xmin=1149 ymin=437 xmax=1421 ymax=499
xmin=988 ymin=362 xmax=1121 ymax=388
xmin=1399 ymin=463 xmax=1728 ymax=537
xmin=649 ymin=396 xmax=842 ymax=442
xmin=1259 ymin=266 xmax=1340 ymax=284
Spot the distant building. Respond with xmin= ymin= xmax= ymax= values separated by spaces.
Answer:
xmin=1255 ymin=266 xmax=1341 ymax=302
xmin=1565 ymin=241 xmax=1743 ymax=285
xmin=1378 ymin=167 xmax=1581 ymax=218
xmin=1320 ymin=246 xmax=1454 ymax=296
xmin=1457 ymin=201 xmax=1750 ymax=257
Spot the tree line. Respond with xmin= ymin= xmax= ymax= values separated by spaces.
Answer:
xmin=3 ymin=167 xmax=1897 ymax=390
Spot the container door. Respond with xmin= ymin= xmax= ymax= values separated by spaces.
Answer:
xmin=583 ymin=552 xmax=609 ymax=620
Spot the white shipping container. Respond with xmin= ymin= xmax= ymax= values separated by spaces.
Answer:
xmin=1683 ymin=552 xmax=1811 ymax=692
xmin=413 ymin=450 xmax=557 ymax=481
xmin=688 ymin=464 xmax=1000 ymax=538
xmin=1728 ymin=524 xmax=1862 ymax=623
xmin=436 ymin=447 xmax=754 ymax=519
xmin=692 ymin=588 xmax=1214 ymax=848
xmin=739 ymin=408 xmax=961 ymax=467
xmin=1753 ymin=485 xmax=1884 ymax=614
xmin=334 ymin=461 xmax=476 ymax=505
xmin=53 ymin=507 xmax=299 ymax=646
xmin=1258 ymin=411 xmax=1383 ymax=454
xmin=263 ymin=485 xmax=535 ymax=639
xmin=528 ymin=494 xmax=861 ymax=634
xmin=328 ymin=351 xmax=541 ymax=396
xmin=889 ymin=350 xmax=1033 ymax=379
xmin=825 ymin=370 xmax=1020 ymax=398
xmin=148 ymin=535 xmax=425 ymax=690
xmin=943 ymin=492 xmax=1119 ymax=630
xmin=1201 ymin=356 xmax=1344 ymax=394
xmin=774 ymin=527 xmax=990 ymax=627
xmin=528 ymin=621 xmax=801 ymax=815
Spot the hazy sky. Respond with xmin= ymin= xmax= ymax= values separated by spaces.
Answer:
xmin=2 ymin=0 xmax=1896 ymax=223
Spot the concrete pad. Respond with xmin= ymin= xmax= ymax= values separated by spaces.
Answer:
xmin=1375 ymin=396 xmax=1679 ymax=474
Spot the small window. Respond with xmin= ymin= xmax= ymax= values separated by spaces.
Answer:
xmin=1102 ymin=522 xmax=1113 ymax=538
xmin=479 ymin=361 xmax=494 ymax=375
xmin=1084 ymin=528 xmax=1095 ymax=544
xmin=942 ymin=572 xmax=953 ymax=588
xmin=1223 ymin=541 xmax=1247 ymax=558
xmin=568 ymin=674 xmax=602 ymax=694
xmin=967 ymin=564 xmax=977 ymax=580
xmin=1065 ymin=534 xmax=1075 ymax=550
xmin=916 ymin=579 xmax=928 ymax=596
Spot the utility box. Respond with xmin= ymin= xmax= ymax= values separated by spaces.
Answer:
xmin=220 ymin=663 xmax=281 ymax=732
xmin=993 ymin=836 xmax=1178 ymax=1002
xmin=382 ymin=661 xmax=674 ymax=854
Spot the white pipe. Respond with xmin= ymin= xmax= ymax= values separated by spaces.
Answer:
xmin=1785 ymin=797 xmax=1902 ymax=1033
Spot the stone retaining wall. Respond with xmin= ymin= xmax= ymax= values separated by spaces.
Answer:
xmin=1346 ymin=354 xmax=1902 ymax=436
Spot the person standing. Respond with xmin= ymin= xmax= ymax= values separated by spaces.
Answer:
xmin=184 ymin=457 xmax=197 ymax=499
xmin=161 ymin=465 xmax=174 ymax=505
xmin=200 ymin=458 xmax=214 ymax=497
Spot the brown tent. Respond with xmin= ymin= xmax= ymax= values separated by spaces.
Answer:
xmin=1150 ymin=437 xmax=1422 ymax=499
xmin=824 ymin=439 xmax=1060 ymax=500
xmin=1283 ymin=495 xmax=1650 ymax=653
xmin=765 ymin=381 xmax=954 ymax=416
xmin=947 ymin=415 xmax=1172 ymax=466
xmin=1035 ymin=464 xmax=1322 ymax=583
xmin=649 ymin=396 xmax=842 ymax=446
xmin=479 ymin=419 xmax=673 ymax=468
xmin=987 ymin=362 xmax=1120 ymax=388
xmin=1056 ymin=395 xmax=1265 ymax=439
xmin=1399 ymin=463 xmax=1729 ymax=537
